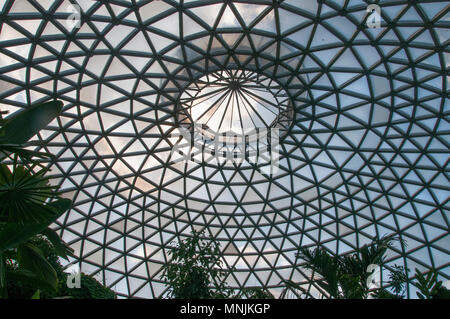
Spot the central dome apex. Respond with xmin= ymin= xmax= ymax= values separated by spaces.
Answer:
xmin=176 ymin=69 xmax=294 ymax=136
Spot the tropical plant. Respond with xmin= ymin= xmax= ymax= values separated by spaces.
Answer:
xmin=0 ymin=100 xmax=75 ymax=298
xmin=5 ymin=235 xmax=116 ymax=299
xmin=0 ymin=163 xmax=73 ymax=297
xmin=371 ymin=265 xmax=409 ymax=299
xmin=287 ymin=236 xmax=408 ymax=299
xmin=161 ymin=230 xmax=232 ymax=299
xmin=0 ymin=101 xmax=63 ymax=165
xmin=5 ymin=235 xmax=65 ymax=299
xmin=279 ymin=280 xmax=315 ymax=299
xmin=1 ymin=212 xmax=73 ymax=297
xmin=414 ymin=268 xmax=450 ymax=299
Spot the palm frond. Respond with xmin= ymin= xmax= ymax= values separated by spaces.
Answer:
xmin=0 ymin=163 xmax=60 ymax=225
xmin=358 ymin=235 xmax=402 ymax=270
xmin=280 ymin=280 xmax=314 ymax=299
xmin=0 ymin=100 xmax=63 ymax=164
xmin=297 ymin=246 xmax=340 ymax=298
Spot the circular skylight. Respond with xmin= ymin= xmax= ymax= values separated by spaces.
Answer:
xmin=177 ymin=69 xmax=292 ymax=134
xmin=0 ymin=0 xmax=448 ymax=298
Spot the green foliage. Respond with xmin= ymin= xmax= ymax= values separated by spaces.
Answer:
xmin=432 ymin=286 xmax=450 ymax=299
xmin=297 ymin=246 xmax=341 ymax=298
xmin=280 ymin=280 xmax=314 ymax=299
xmin=371 ymin=288 xmax=403 ymax=299
xmin=4 ymin=236 xmax=116 ymax=299
xmin=371 ymin=265 xmax=408 ymax=299
xmin=296 ymin=237 xmax=450 ymax=299
xmin=338 ymin=272 xmax=365 ymax=299
xmin=0 ymin=162 xmax=73 ymax=255
xmin=17 ymin=243 xmax=58 ymax=290
xmin=388 ymin=265 xmax=408 ymax=297
xmin=161 ymin=231 xmax=276 ymax=300
xmin=0 ymin=100 xmax=76 ymax=298
xmin=0 ymin=100 xmax=63 ymax=165
xmin=0 ymin=101 xmax=62 ymax=145
xmin=295 ymin=236 xmax=408 ymax=299
xmin=40 ymin=227 xmax=75 ymax=261
xmin=4 ymin=236 xmax=64 ymax=299
xmin=161 ymin=231 xmax=231 ymax=299
xmin=0 ymin=162 xmax=73 ymax=297
xmin=0 ymin=101 xmax=114 ymax=299
xmin=414 ymin=268 xmax=449 ymax=299
xmin=0 ymin=163 xmax=57 ymax=225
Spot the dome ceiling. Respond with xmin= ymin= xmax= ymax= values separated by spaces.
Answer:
xmin=0 ymin=0 xmax=449 ymax=298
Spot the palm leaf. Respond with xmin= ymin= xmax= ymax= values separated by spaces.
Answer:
xmin=0 ymin=100 xmax=63 ymax=163
xmin=359 ymin=236 xmax=401 ymax=266
xmin=41 ymin=227 xmax=75 ymax=260
xmin=281 ymin=280 xmax=315 ymax=299
xmin=0 ymin=163 xmax=59 ymax=225
xmin=414 ymin=268 xmax=443 ymax=299
xmin=0 ymin=198 xmax=72 ymax=252
xmin=0 ymin=145 xmax=55 ymax=165
xmin=297 ymin=247 xmax=340 ymax=298
xmin=17 ymin=243 xmax=58 ymax=290
xmin=338 ymin=254 xmax=365 ymax=277
xmin=0 ymin=100 xmax=63 ymax=145
xmin=5 ymin=269 xmax=56 ymax=292
xmin=355 ymin=236 xmax=401 ymax=285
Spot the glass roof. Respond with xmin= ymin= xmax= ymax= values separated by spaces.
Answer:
xmin=0 ymin=0 xmax=449 ymax=298
xmin=178 ymin=69 xmax=291 ymax=134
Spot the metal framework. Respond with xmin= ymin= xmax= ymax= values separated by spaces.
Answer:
xmin=0 ymin=0 xmax=449 ymax=298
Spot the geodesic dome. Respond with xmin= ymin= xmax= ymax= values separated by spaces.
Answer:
xmin=0 ymin=0 xmax=448 ymax=298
